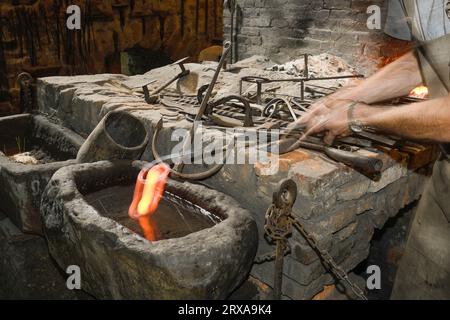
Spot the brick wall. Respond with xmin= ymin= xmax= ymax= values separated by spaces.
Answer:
xmin=224 ymin=0 xmax=411 ymax=73
xmin=0 ymin=0 xmax=223 ymax=116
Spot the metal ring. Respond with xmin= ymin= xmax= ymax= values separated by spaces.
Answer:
xmin=241 ymin=76 xmax=272 ymax=84
xmin=273 ymin=179 xmax=297 ymax=209
xmin=263 ymin=98 xmax=297 ymax=121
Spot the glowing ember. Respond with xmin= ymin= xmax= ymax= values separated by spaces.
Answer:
xmin=409 ymin=86 xmax=429 ymax=99
xmin=128 ymin=163 xmax=170 ymax=241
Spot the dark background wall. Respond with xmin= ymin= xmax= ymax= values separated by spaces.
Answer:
xmin=0 ymin=0 xmax=223 ymax=116
xmin=224 ymin=0 xmax=411 ymax=72
xmin=1 ymin=0 xmax=414 ymax=117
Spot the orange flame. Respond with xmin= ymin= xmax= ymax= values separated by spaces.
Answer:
xmin=409 ymin=86 xmax=429 ymax=99
xmin=128 ymin=164 xmax=170 ymax=241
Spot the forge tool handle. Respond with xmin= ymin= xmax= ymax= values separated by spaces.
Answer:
xmin=324 ymin=147 xmax=383 ymax=177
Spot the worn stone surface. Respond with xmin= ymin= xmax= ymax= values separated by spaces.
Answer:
xmin=36 ymin=65 xmax=430 ymax=299
xmin=41 ymin=161 xmax=258 ymax=299
xmin=0 ymin=212 xmax=81 ymax=299
xmin=0 ymin=113 xmax=84 ymax=234
xmin=37 ymin=54 xmax=360 ymax=136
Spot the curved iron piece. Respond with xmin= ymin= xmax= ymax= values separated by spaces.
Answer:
xmin=151 ymin=119 xmax=227 ymax=181
xmin=263 ymin=98 xmax=298 ymax=121
xmin=291 ymin=97 xmax=310 ymax=112
xmin=206 ymin=95 xmax=254 ymax=127
xmin=241 ymin=76 xmax=272 ymax=84
xmin=273 ymin=179 xmax=297 ymax=210
xmin=197 ymin=84 xmax=209 ymax=104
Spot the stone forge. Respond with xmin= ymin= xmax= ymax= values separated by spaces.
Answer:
xmin=36 ymin=57 xmax=430 ymax=299
xmin=41 ymin=161 xmax=258 ymax=299
xmin=0 ymin=113 xmax=84 ymax=234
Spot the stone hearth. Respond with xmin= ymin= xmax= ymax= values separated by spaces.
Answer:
xmin=36 ymin=57 xmax=429 ymax=299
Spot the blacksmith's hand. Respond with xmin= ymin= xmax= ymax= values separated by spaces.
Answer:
xmin=298 ymin=85 xmax=359 ymax=123
xmin=303 ymin=99 xmax=363 ymax=145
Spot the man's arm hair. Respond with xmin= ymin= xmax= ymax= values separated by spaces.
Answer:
xmin=333 ymin=51 xmax=423 ymax=104
xmin=356 ymin=93 xmax=450 ymax=142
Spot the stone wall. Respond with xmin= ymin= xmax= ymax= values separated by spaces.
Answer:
xmin=224 ymin=0 xmax=412 ymax=73
xmin=0 ymin=0 xmax=223 ymax=116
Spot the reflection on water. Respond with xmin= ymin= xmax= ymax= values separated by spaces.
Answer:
xmin=84 ymin=184 xmax=221 ymax=241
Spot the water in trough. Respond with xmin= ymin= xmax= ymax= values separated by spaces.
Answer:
xmin=84 ymin=184 xmax=221 ymax=241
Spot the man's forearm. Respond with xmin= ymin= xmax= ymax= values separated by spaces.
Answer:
xmin=334 ymin=51 xmax=423 ymax=104
xmin=356 ymin=94 xmax=450 ymax=142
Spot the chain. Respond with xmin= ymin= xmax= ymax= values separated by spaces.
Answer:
xmin=255 ymin=202 xmax=293 ymax=265
xmin=290 ymin=215 xmax=368 ymax=300
xmin=257 ymin=180 xmax=368 ymax=300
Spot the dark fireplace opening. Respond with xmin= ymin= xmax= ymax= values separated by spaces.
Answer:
xmin=122 ymin=47 xmax=173 ymax=75
xmin=354 ymin=203 xmax=417 ymax=300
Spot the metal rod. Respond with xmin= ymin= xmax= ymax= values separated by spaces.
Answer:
xmin=230 ymin=14 xmax=234 ymax=63
xmin=173 ymin=42 xmax=232 ymax=174
xmin=300 ymin=80 xmax=305 ymax=101
xmin=256 ymin=82 xmax=262 ymax=105
xmin=304 ymin=53 xmax=309 ymax=78
xmin=301 ymin=54 xmax=308 ymax=100
xmin=223 ymin=0 xmax=238 ymax=63
xmin=195 ymin=42 xmax=231 ymax=122
xmin=262 ymin=74 xmax=364 ymax=83
xmin=273 ymin=240 xmax=285 ymax=300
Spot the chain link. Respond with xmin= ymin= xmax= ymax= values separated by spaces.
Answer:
xmin=290 ymin=215 xmax=368 ymax=300
xmin=256 ymin=206 xmax=368 ymax=300
xmin=256 ymin=180 xmax=368 ymax=300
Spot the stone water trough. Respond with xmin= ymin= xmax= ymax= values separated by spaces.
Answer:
xmin=0 ymin=113 xmax=84 ymax=234
xmin=41 ymin=160 xmax=258 ymax=299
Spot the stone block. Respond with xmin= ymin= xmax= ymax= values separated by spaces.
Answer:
xmin=0 ymin=114 xmax=83 ymax=234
